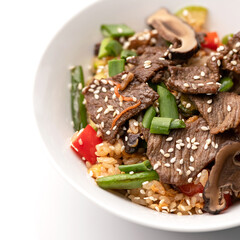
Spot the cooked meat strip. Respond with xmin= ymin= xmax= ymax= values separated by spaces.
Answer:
xmin=146 ymin=117 xmax=230 ymax=186
xmin=229 ymin=72 xmax=240 ymax=94
xmin=126 ymin=46 xmax=182 ymax=82
xmin=166 ymin=57 xmax=221 ymax=94
xmin=83 ymin=72 xmax=159 ymax=143
xmin=218 ymin=32 xmax=240 ymax=74
xmin=190 ymin=92 xmax=240 ymax=134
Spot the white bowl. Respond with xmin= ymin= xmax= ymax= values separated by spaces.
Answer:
xmin=33 ymin=0 xmax=240 ymax=232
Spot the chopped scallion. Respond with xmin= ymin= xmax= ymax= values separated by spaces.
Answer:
xmin=101 ymin=24 xmax=135 ymax=37
xmin=105 ymin=39 xmax=122 ymax=56
xmin=219 ymin=77 xmax=234 ymax=92
xmin=150 ymin=117 xmax=173 ymax=135
xmin=120 ymin=49 xmax=137 ymax=59
xmin=98 ymin=37 xmax=112 ymax=59
xmin=108 ymin=59 xmax=125 ymax=77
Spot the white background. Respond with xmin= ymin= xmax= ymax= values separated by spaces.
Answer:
xmin=1 ymin=0 xmax=240 ymax=239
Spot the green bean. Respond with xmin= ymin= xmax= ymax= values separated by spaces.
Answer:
xmin=98 ymin=37 xmax=112 ymax=59
xmin=150 ymin=117 xmax=172 ymax=135
xmin=105 ymin=39 xmax=122 ymax=56
xmin=170 ymin=119 xmax=186 ymax=129
xmin=219 ymin=77 xmax=234 ymax=92
xmin=142 ymin=106 xmax=156 ymax=129
xmin=120 ymin=49 xmax=137 ymax=59
xmin=96 ymin=171 xmax=159 ymax=189
xmin=101 ymin=24 xmax=135 ymax=38
xmin=222 ymin=33 xmax=233 ymax=45
xmin=71 ymin=66 xmax=87 ymax=131
xmin=118 ymin=160 xmax=152 ymax=173
xmin=157 ymin=85 xmax=179 ymax=119
xmin=108 ymin=59 xmax=125 ymax=77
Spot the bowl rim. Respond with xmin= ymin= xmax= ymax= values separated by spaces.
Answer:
xmin=33 ymin=0 xmax=240 ymax=232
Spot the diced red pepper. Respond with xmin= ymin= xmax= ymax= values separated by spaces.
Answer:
xmin=222 ymin=194 xmax=232 ymax=212
xmin=179 ymin=182 xmax=204 ymax=197
xmin=201 ymin=32 xmax=220 ymax=51
xmin=70 ymin=124 xmax=102 ymax=164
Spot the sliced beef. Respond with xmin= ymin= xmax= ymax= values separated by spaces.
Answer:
xmin=230 ymin=72 xmax=240 ymax=94
xmin=146 ymin=117 xmax=234 ymax=186
xmin=126 ymin=46 xmax=183 ymax=83
xmin=84 ymin=73 xmax=159 ymax=143
xmin=219 ymin=32 xmax=240 ymax=74
xmin=190 ymin=92 xmax=240 ymax=134
xmin=166 ymin=56 xmax=221 ymax=94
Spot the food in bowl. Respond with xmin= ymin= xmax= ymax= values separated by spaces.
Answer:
xmin=69 ymin=5 xmax=240 ymax=215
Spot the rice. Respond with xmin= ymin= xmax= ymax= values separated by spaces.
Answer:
xmin=88 ymin=140 xmax=206 ymax=215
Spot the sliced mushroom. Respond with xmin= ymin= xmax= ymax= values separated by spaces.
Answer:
xmin=147 ymin=8 xmax=199 ymax=59
xmin=203 ymin=141 xmax=240 ymax=214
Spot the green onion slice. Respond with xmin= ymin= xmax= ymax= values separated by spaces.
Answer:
xmin=121 ymin=49 xmax=137 ymax=59
xmin=105 ymin=39 xmax=122 ymax=57
xmin=98 ymin=37 xmax=112 ymax=59
xmin=108 ymin=59 xmax=125 ymax=77
xmin=101 ymin=24 xmax=135 ymax=37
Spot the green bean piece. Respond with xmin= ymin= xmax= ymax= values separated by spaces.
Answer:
xmin=157 ymin=85 xmax=179 ymax=119
xmin=108 ymin=59 xmax=125 ymax=77
xmin=170 ymin=119 xmax=186 ymax=129
xmin=142 ymin=106 xmax=156 ymax=129
xmin=71 ymin=66 xmax=87 ymax=131
xmin=96 ymin=171 xmax=159 ymax=189
xmin=105 ymin=39 xmax=122 ymax=57
xmin=118 ymin=160 xmax=152 ymax=173
xmin=222 ymin=33 xmax=233 ymax=45
xmin=120 ymin=49 xmax=137 ymax=59
xmin=219 ymin=77 xmax=234 ymax=92
xmin=98 ymin=37 xmax=112 ymax=59
xmin=150 ymin=117 xmax=173 ymax=135
xmin=101 ymin=24 xmax=135 ymax=38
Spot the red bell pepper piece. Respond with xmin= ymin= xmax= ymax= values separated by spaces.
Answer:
xmin=179 ymin=182 xmax=204 ymax=197
xmin=201 ymin=32 xmax=220 ymax=51
xmin=222 ymin=194 xmax=232 ymax=212
xmin=70 ymin=124 xmax=102 ymax=164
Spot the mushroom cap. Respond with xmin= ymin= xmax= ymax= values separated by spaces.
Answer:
xmin=147 ymin=8 xmax=199 ymax=59
xmin=203 ymin=141 xmax=240 ymax=214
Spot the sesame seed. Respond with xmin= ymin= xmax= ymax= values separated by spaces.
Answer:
xmin=83 ymin=99 xmax=86 ymax=105
xmin=200 ymin=71 xmax=206 ymax=77
xmin=140 ymin=189 xmax=146 ymax=194
xmin=227 ymin=105 xmax=232 ymax=112
xmin=144 ymin=65 xmax=151 ymax=69
xmin=166 ymin=137 xmax=173 ymax=142
xmin=164 ymin=153 xmax=170 ymax=158
xmin=212 ymin=56 xmax=216 ymax=61
xmin=133 ymin=121 xmax=139 ymax=127
xmin=193 ymin=75 xmax=200 ymax=80
xmin=78 ymin=138 xmax=83 ymax=145
xmin=206 ymin=82 xmax=214 ymax=85
xmin=184 ymin=83 xmax=190 ymax=88
xmin=97 ymin=107 xmax=103 ymax=113
xmin=186 ymin=103 xmax=191 ymax=108
xmin=198 ymin=83 xmax=204 ymax=87
xmin=186 ymin=137 xmax=190 ymax=142
xmin=129 ymin=171 xmax=134 ymax=175
xmin=190 ymin=156 xmax=195 ymax=162
xmin=96 ymin=113 xmax=100 ymax=119
xmin=164 ymin=51 xmax=169 ymax=56
xmin=217 ymin=60 xmax=221 ymax=66
xmin=142 ymin=181 xmax=149 ymax=185
xmin=104 ymin=96 xmax=108 ymax=102
xmin=104 ymin=108 xmax=109 ymax=114
xmin=176 ymin=144 xmax=181 ymax=150
xmin=121 ymin=74 xmax=127 ymax=80
xmin=153 ymin=163 xmax=159 ymax=170
xmin=88 ymin=88 xmax=94 ymax=92
xmin=106 ymin=130 xmax=111 ymax=135
xmin=207 ymin=106 xmax=212 ymax=113
xmin=231 ymin=60 xmax=237 ymax=66
xmin=82 ymin=157 xmax=86 ymax=160
xmin=160 ymin=149 xmax=165 ymax=155
xmin=192 ymin=84 xmax=197 ymax=89
xmin=217 ymin=46 xmax=225 ymax=51
xmin=125 ymin=136 xmax=128 ymax=142
xmin=132 ymin=97 xmax=137 ymax=102
xmin=150 ymin=38 xmax=157 ymax=44
xmin=179 ymin=159 xmax=184 ymax=165
xmin=170 ymin=157 xmax=176 ymax=163
xmin=159 ymin=57 xmax=165 ymax=61
xmin=188 ymin=178 xmax=193 ymax=183
xmin=151 ymin=29 xmax=158 ymax=34
xmin=215 ymin=143 xmax=219 ymax=149
xmin=176 ymin=139 xmax=182 ymax=144
xmin=180 ymin=143 xmax=185 ymax=147
xmin=191 ymin=137 xmax=196 ymax=143
xmin=187 ymin=143 xmax=191 ymax=149
xmin=204 ymin=144 xmax=209 ymax=150
xmin=101 ymin=122 xmax=104 ymax=128
xmin=102 ymin=87 xmax=107 ymax=93
xmin=144 ymin=60 xmax=151 ymax=65
xmin=201 ymin=126 xmax=209 ymax=131
xmin=164 ymin=163 xmax=170 ymax=167
xmin=94 ymin=79 xmax=100 ymax=85
xmin=189 ymin=166 xmax=195 ymax=171
xmin=233 ymin=48 xmax=238 ymax=53
xmin=117 ymin=27 xmax=123 ymax=33
xmin=186 ymin=170 xmax=191 ymax=176
xmin=176 ymin=168 xmax=183 ymax=175
xmin=94 ymin=94 xmax=99 ymax=100
xmin=192 ymin=145 xmax=198 ymax=150
xmin=101 ymin=79 xmax=108 ymax=84
xmin=113 ymin=126 xmax=117 ymax=131
xmin=94 ymin=89 xmax=100 ymax=94
xmin=197 ymin=172 xmax=202 ymax=178
xmin=108 ymin=81 xmax=114 ymax=86
xmin=90 ymin=84 xmax=96 ymax=89
xmin=223 ymin=56 xmax=227 ymax=59
xmin=207 ymin=99 xmax=213 ymax=104
xmin=168 ymin=148 xmax=174 ymax=153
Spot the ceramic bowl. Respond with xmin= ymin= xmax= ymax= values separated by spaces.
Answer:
xmin=34 ymin=0 xmax=240 ymax=232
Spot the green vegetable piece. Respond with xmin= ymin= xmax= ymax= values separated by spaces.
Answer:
xmin=157 ymin=85 xmax=179 ymax=119
xmin=178 ymin=94 xmax=198 ymax=117
xmin=101 ymin=24 xmax=135 ymax=37
xmin=142 ymin=106 xmax=156 ymax=129
xmin=170 ymin=119 xmax=186 ymax=129
xmin=71 ymin=66 xmax=87 ymax=131
xmin=219 ymin=77 xmax=234 ymax=92
xmin=150 ymin=117 xmax=173 ymax=135
xmin=222 ymin=33 xmax=233 ymax=45
xmin=118 ymin=160 xmax=152 ymax=173
xmin=96 ymin=171 xmax=159 ymax=189
xmin=98 ymin=37 xmax=112 ymax=59
xmin=108 ymin=59 xmax=125 ymax=77
xmin=120 ymin=49 xmax=137 ymax=59
xmin=105 ymin=39 xmax=122 ymax=57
